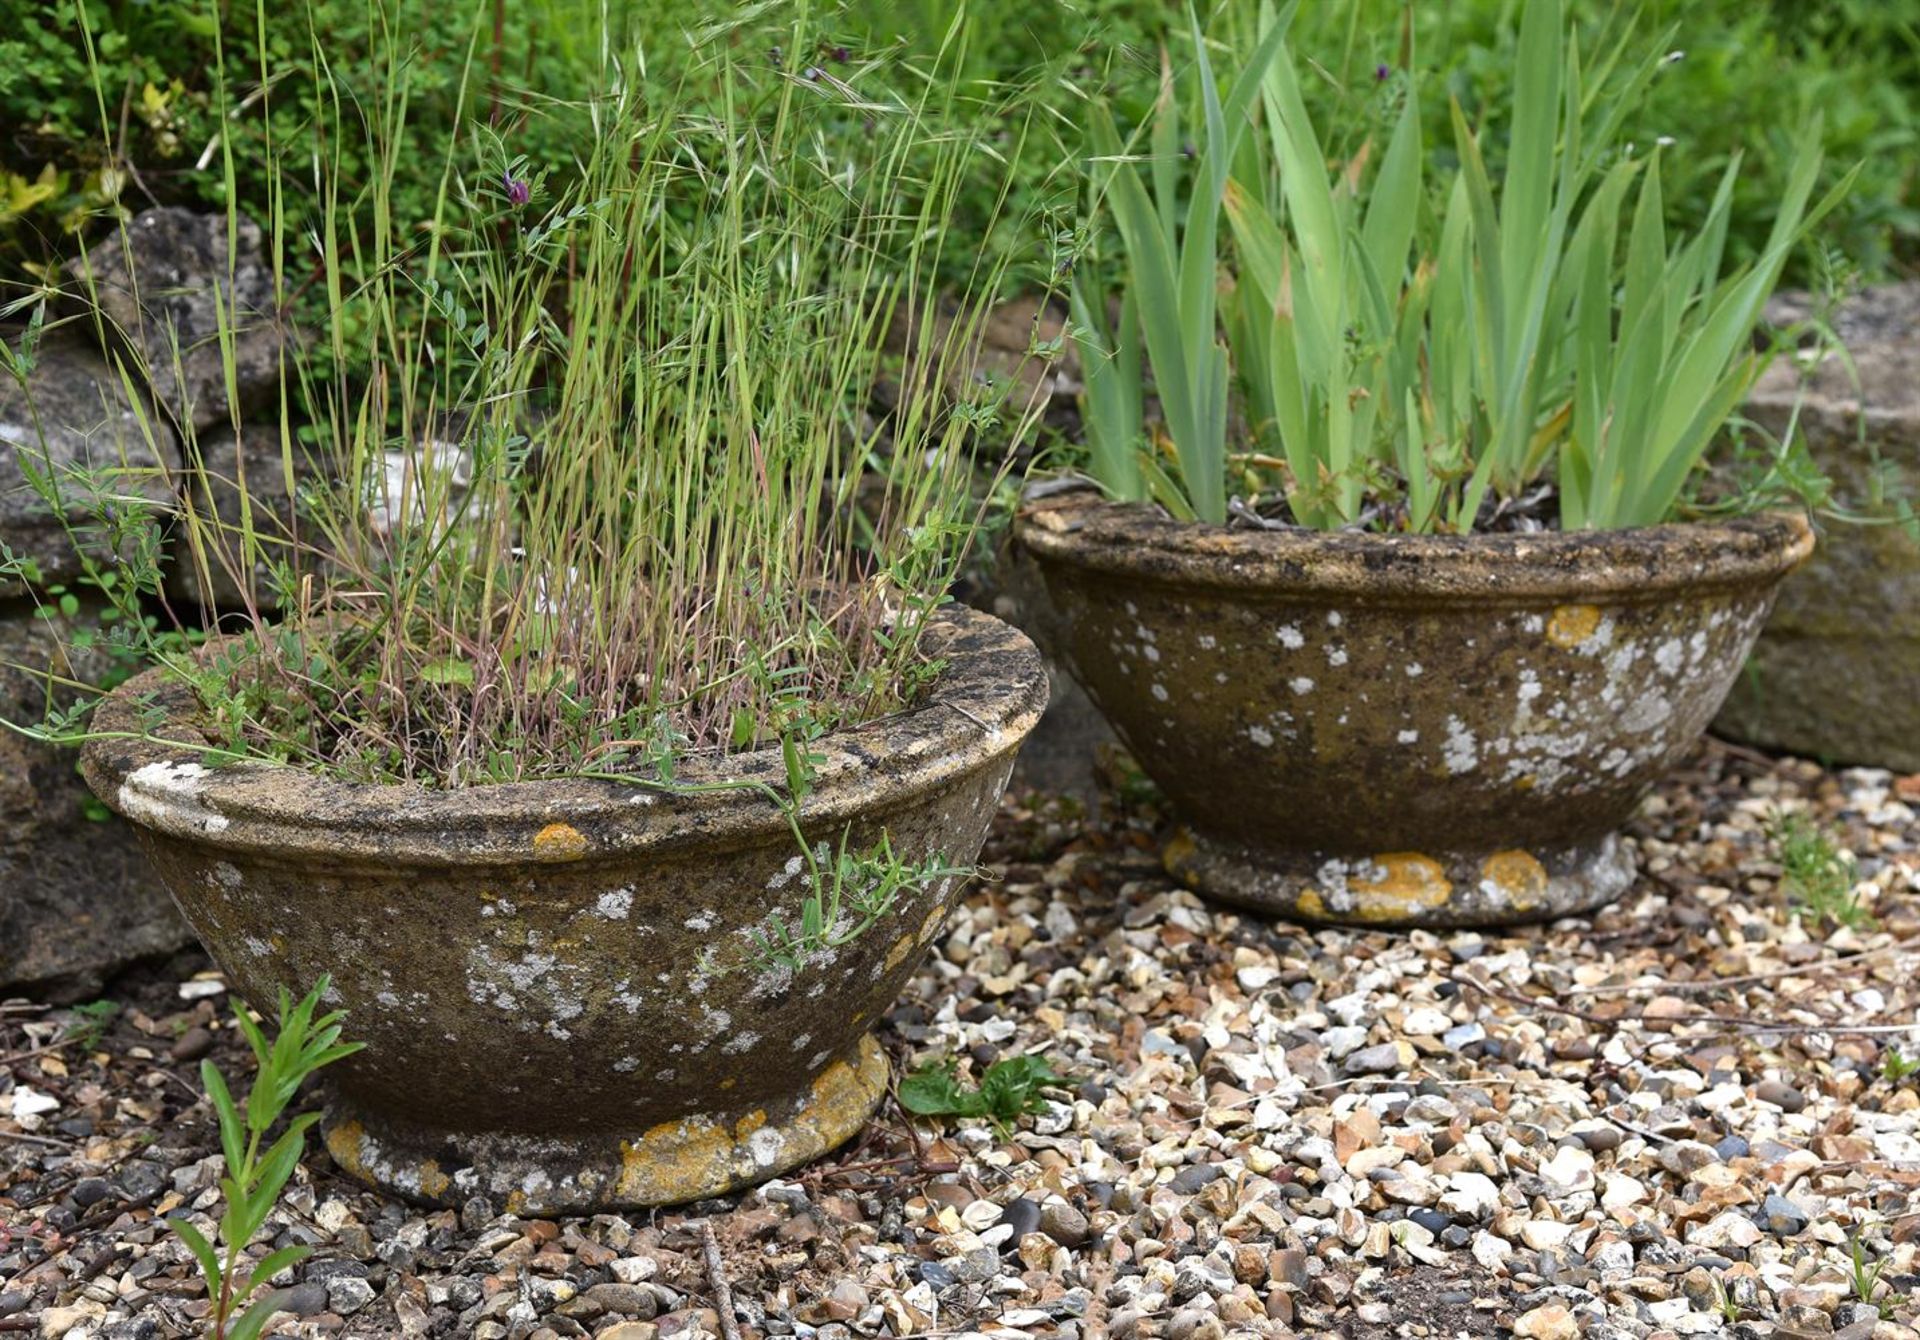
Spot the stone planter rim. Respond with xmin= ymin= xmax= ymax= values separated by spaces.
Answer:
xmin=1015 ymin=495 xmax=1815 ymax=604
xmin=81 ymin=604 xmax=1046 ymax=867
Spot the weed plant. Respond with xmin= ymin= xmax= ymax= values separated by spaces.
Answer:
xmin=5 ymin=5 xmax=1057 ymax=789
xmin=1768 ymin=810 xmax=1875 ymax=931
xmin=170 ymin=977 xmax=360 ymax=1340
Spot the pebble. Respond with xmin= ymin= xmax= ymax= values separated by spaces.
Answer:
xmin=997 ymin=1196 xmax=1041 ymax=1236
xmin=1760 ymin=1193 xmax=1811 ymax=1236
xmin=1343 ymin=1041 xmax=1411 ymax=1075
xmin=1038 ymin=1198 xmax=1090 ymax=1247
xmin=326 ymin=1276 xmax=375 ymax=1316
xmin=1513 ymin=1304 xmax=1579 ymax=1340
xmin=8 ymin=762 xmax=1918 ymax=1337
xmin=1755 ymin=1079 xmax=1808 ymax=1113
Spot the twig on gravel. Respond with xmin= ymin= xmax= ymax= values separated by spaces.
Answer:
xmin=0 ymin=1130 xmax=76 ymax=1149
xmin=0 ymin=1039 xmax=72 ymax=1067
xmin=1706 ymin=736 xmax=1789 ymax=770
xmin=701 ymin=1220 xmax=743 ymax=1340
xmin=1574 ymin=938 xmax=1920 ymax=994
xmin=1453 ymin=969 xmax=1920 ymax=1037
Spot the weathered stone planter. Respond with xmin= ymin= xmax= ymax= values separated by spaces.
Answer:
xmin=1015 ymin=496 xmax=1812 ymax=927
xmin=1715 ymin=284 xmax=1920 ymax=771
xmin=80 ymin=607 xmax=1045 ymax=1213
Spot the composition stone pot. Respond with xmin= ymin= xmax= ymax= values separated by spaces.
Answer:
xmin=81 ymin=607 xmax=1046 ymax=1214
xmin=1014 ymin=494 xmax=1813 ymax=927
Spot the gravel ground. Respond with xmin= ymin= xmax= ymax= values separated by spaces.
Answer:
xmin=4 ymin=742 xmax=1919 ymax=1340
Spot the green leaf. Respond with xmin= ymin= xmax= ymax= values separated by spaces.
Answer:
xmin=898 ymin=1061 xmax=982 ymax=1118
xmin=201 ymin=1060 xmax=246 ymax=1174
xmin=418 ymin=657 xmax=475 ymax=686
xmin=167 ymin=1217 xmax=223 ymax=1299
xmin=233 ymin=1244 xmax=310 ymax=1302
xmin=226 ymin=1289 xmax=298 ymax=1340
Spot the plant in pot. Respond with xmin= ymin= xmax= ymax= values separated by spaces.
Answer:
xmin=1021 ymin=0 xmax=1846 ymax=927
xmin=5 ymin=17 xmax=1056 ymax=1211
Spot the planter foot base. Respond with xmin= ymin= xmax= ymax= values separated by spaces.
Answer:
xmin=1163 ymin=828 xmax=1636 ymax=928
xmin=322 ymin=1034 xmax=889 ymax=1215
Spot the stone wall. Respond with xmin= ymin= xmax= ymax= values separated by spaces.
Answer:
xmin=1 ymin=207 xmax=281 ymax=999
xmin=1715 ymin=285 xmax=1920 ymax=771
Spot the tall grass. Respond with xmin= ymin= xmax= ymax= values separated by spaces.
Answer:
xmin=10 ymin=3 xmax=1055 ymax=787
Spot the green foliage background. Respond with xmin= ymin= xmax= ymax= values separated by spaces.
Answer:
xmin=2 ymin=0 xmax=1915 ymax=295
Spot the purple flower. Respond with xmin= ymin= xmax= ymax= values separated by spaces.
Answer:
xmin=503 ymin=172 xmax=530 ymax=206
xmin=831 ymin=45 xmax=851 ymax=63
xmin=1375 ymin=63 xmax=1392 ymax=81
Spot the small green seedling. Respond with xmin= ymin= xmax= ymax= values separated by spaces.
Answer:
xmin=899 ymin=1053 xmax=1064 ymax=1134
xmin=753 ymin=830 xmax=974 ymax=972
xmin=62 ymin=999 xmax=119 ymax=1051
xmin=1769 ymin=811 xmax=1874 ymax=931
xmin=169 ymin=977 xmax=361 ymax=1340
xmin=1847 ymin=1227 xmax=1897 ymax=1319
xmin=1883 ymin=1048 xmax=1920 ymax=1083
xmin=1711 ymin=1275 xmax=1741 ymax=1323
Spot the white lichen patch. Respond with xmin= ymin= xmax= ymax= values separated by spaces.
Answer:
xmin=595 ymin=888 xmax=634 ymax=920
xmin=1406 ymin=663 xmax=1424 ymax=677
xmin=1276 ymin=624 xmax=1305 ymax=650
xmin=748 ymin=1126 xmax=786 ymax=1167
xmin=1247 ymin=725 xmax=1274 ymax=748
xmin=242 ymin=935 xmax=271 ymax=958
xmin=1397 ymin=729 xmax=1420 ymax=744
xmin=683 ymin=910 xmax=718 ymax=931
xmin=1290 ymin=677 xmax=1315 ymax=696
xmin=119 ymin=760 xmax=229 ymax=836
xmin=1443 ymin=717 xmax=1479 ymax=775
xmin=613 ymin=1056 xmax=639 ymax=1073
xmin=1150 ymin=683 xmax=1169 ymax=702
xmin=1326 ymin=646 xmax=1349 ymax=667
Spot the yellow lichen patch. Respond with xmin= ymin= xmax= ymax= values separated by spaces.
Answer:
xmin=416 ymin=1159 xmax=451 ymax=1200
xmin=324 ymin=1119 xmax=368 ymax=1181
xmin=1546 ymin=604 xmax=1603 ymax=649
xmin=883 ymin=934 xmax=917 ymax=974
xmin=1348 ymin=853 xmax=1454 ymax=921
xmin=615 ymin=1116 xmax=737 ymax=1203
xmin=1294 ymin=888 xmax=1327 ymax=920
xmin=1162 ymin=830 xmax=1198 ymax=876
xmin=533 ymin=822 xmax=590 ymax=862
xmin=606 ymin=1039 xmax=888 ymax=1206
xmin=1481 ymin=849 xmax=1549 ymax=909
xmin=916 ymin=905 xmax=945 ymax=945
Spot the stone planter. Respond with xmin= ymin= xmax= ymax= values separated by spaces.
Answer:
xmin=1715 ymin=284 xmax=1920 ymax=771
xmin=80 ymin=607 xmax=1046 ymax=1213
xmin=1014 ymin=496 xmax=1811 ymax=927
